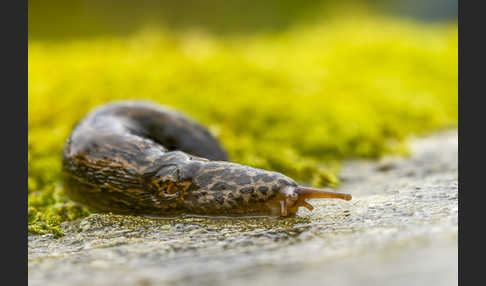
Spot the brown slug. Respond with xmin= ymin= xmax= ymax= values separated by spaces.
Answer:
xmin=62 ymin=101 xmax=352 ymax=217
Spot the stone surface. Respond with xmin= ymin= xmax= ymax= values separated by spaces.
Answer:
xmin=28 ymin=130 xmax=458 ymax=286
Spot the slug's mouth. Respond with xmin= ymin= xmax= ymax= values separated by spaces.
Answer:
xmin=278 ymin=186 xmax=352 ymax=217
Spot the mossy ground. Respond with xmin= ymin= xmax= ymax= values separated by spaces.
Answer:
xmin=28 ymin=17 xmax=457 ymax=236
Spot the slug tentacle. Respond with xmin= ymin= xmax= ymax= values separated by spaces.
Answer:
xmin=297 ymin=186 xmax=352 ymax=201
xmin=280 ymin=200 xmax=288 ymax=216
xmin=270 ymin=185 xmax=352 ymax=217
xmin=301 ymin=201 xmax=314 ymax=211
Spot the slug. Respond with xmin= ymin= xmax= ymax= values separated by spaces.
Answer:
xmin=62 ymin=101 xmax=351 ymax=217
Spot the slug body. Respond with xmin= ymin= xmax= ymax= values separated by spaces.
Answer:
xmin=62 ymin=101 xmax=351 ymax=217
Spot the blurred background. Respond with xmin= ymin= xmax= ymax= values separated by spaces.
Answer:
xmin=28 ymin=0 xmax=457 ymax=234
xmin=29 ymin=0 xmax=457 ymax=40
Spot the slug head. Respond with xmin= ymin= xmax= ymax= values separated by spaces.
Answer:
xmin=270 ymin=184 xmax=352 ymax=217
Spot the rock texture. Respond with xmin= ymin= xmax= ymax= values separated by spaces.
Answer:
xmin=28 ymin=130 xmax=458 ymax=286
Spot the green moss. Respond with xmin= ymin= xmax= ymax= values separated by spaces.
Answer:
xmin=28 ymin=17 xmax=457 ymax=236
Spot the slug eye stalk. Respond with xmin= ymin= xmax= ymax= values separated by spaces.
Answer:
xmin=297 ymin=186 xmax=352 ymax=201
